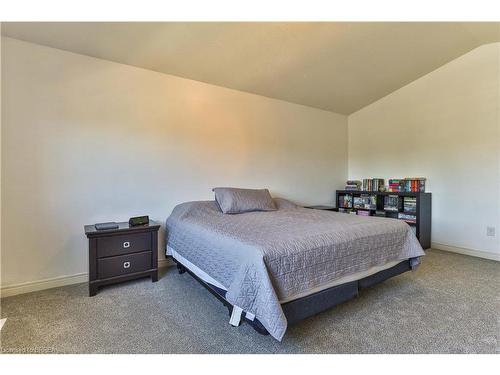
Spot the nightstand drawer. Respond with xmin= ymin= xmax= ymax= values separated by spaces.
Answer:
xmin=97 ymin=251 xmax=152 ymax=279
xmin=96 ymin=232 xmax=151 ymax=258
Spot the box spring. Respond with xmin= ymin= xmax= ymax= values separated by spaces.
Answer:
xmin=172 ymin=257 xmax=412 ymax=336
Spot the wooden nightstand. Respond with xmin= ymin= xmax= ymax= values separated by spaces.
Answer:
xmin=84 ymin=221 xmax=160 ymax=296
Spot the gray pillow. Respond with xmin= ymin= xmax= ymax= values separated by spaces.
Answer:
xmin=213 ymin=187 xmax=277 ymax=214
xmin=273 ymin=197 xmax=298 ymax=210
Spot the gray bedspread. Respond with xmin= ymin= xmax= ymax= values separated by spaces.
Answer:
xmin=165 ymin=199 xmax=425 ymax=341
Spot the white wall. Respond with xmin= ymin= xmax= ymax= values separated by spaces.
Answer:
xmin=348 ymin=43 xmax=500 ymax=259
xmin=2 ymin=36 xmax=498 ymax=296
xmin=0 ymin=34 xmax=3 ymax=297
xmin=1 ymin=37 xmax=348 ymax=290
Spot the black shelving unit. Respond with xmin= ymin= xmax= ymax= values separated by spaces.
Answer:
xmin=336 ymin=190 xmax=431 ymax=249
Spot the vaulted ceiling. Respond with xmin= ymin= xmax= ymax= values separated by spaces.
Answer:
xmin=2 ymin=22 xmax=499 ymax=114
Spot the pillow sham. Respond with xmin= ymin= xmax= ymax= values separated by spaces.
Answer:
xmin=213 ymin=187 xmax=277 ymax=214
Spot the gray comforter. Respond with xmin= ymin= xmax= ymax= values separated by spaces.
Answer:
xmin=165 ymin=199 xmax=425 ymax=340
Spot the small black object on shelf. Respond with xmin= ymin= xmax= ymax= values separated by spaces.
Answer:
xmin=129 ymin=215 xmax=149 ymax=227
xmin=94 ymin=222 xmax=119 ymax=230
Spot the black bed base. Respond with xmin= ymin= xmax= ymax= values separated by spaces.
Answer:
xmin=173 ymin=258 xmax=414 ymax=336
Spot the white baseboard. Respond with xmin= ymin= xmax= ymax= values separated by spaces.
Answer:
xmin=431 ymin=242 xmax=500 ymax=261
xmin=1 ymin=272 xmax=89 ymax=298
xmin=3 ymin=246 xmax=495 ymax=298
xmin=1 ymin=258 xmax=172 ymax=298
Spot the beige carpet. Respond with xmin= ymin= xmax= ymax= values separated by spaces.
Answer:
xmin=1 ymin=249 xmax=499 ymax=353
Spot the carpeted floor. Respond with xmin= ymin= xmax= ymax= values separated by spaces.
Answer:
xmin=1 ymin=249 xmax=499 ymax=354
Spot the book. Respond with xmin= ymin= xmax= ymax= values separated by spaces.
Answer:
xmin=387 ymin=177 xmax=426 ymax=192
xmin=384 ymin=195 xmax=399 ymax=211
xmin=338 ymin=194 xmax=353 ymax=208
xmin=346 ymin=180 xmax=362 ymax=186
xmin=398 ymin=212 xmax=417 ymax=224
xmin=404 ymin=177 xmax=426 ymax=192
xmin=403 ymin=197 xmax=417 ymax=213
xmin=353 ymin=194 xmax=377 ymax=209
xmin=388 ymin=179 xmax=404 ymax=192
xmin=345 ymin=180 xmax=362 ymax=191
xmin=345 ymin=185 xmax=361 ymax=191
xmin=362 ymin=178 xmax=385 ymax=192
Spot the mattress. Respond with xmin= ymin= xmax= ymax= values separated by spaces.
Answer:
xmin=166 ymin=199 xmax=425 ymax=340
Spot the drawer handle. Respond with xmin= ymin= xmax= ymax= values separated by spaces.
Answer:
xmin=123 ymin=261 xmax=131 ymax=269
xmin=123 ymin=241 xmax=130 ymax=248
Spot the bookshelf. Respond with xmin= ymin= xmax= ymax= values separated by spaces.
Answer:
xmin=336 ymin=190 xmax=431 ymax=249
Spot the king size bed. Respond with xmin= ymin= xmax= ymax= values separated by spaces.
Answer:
xmin=165 ymin=188 xmax=425 ymax=341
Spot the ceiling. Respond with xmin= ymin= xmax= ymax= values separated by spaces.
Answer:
xmin=2 ymin=22 xmax=499 ymax=114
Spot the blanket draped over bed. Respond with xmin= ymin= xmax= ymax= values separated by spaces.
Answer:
xmin=165 ymin=199 xmax=425 ymax=341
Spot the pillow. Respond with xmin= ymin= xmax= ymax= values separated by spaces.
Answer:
xmin=213 ymin=187 xmax=277 ymax=214
xmin=273 ymin=197 xmax=298 ymax=210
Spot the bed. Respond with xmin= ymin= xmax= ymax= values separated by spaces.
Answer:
xmin=165 ymin=197 xmax=425 ymax=341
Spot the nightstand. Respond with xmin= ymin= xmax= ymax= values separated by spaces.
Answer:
xmin=84 ymin=221 xmax=160 ymax=296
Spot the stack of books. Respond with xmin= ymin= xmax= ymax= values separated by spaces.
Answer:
xmin=345 ymin=180 xmax=362 ymax=191
xmin=362 ymin=178 xmax=385 ymax=192
xmin=388 ymin=177 xmax=426 ymax=192
xmin=404 ymin=177 xmax=426 ymax=192
xmin=403 ymin=197 xmax=417 ymax=213
xmin=384 ymin=195 xmax=400 ymax=211
xmin=388 ymin=179 xmax=405 ymax=192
